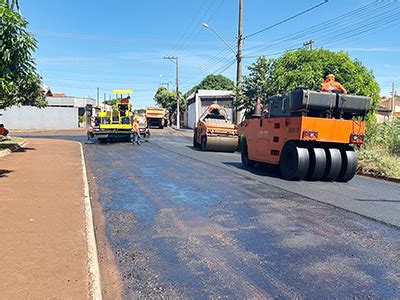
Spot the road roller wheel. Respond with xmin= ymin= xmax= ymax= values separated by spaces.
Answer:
xmin=241 ymin=140 xmax=256 ymax=167
xmin=193 ymin=131 xmax=199 ymax=148
xmin=200 ymin=136 xmax=207 ymax=151
xmin=322 ymin=148 xmax=342 ymax=181
xmin=279 ymin=141 xmax=310 ymax=180
xmin=305 ymin=147 xmax=327 ymax=181
xmin=337 ymin=147 xmax=357 ymax=182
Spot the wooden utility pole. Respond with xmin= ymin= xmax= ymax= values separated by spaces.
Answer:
xmin=392 ymin=82 xmax=396 ymax=117
xmin=175 ymin=57 xmax=180 ymax=129
xmin=96 ymin=87 xmax=99 ymax=107
xmin=163 ymin=56 xmax=180 ymax=129
xmin=235 ymin=0 xmax=243 ymax=124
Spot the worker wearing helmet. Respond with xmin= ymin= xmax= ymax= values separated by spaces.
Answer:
xmin=131 ymin=118 xmax=141 ymax=145
xmin=321 ymin=74 xmax=348 ymax=94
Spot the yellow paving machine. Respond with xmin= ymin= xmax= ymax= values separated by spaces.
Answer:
xmin=87 ymin=89 xmax=134 ymax=142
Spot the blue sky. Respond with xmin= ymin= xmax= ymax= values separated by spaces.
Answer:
xmin=22 ymin=0 xmax=400 ymax=108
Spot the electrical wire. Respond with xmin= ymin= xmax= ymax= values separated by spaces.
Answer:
xmin=244 ymin=0 xmax=329 ymax=39
xmin=244 ymin=1 xmax=392 ymax=56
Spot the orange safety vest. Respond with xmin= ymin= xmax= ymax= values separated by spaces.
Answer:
xmin=321 ymin=79 xmax=348 ymax=94
xmin=132 ymin=122 xmax=139 ymax=132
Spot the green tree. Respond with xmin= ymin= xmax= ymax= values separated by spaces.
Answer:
xmin=103 ymin=98 xmax=119 ymax=106
xmin=185 ymin=74 xmax=235 ymax=97
xmin=134 ymin=108 xmax=146 ymax=114
xmin=240 ymin=49 xmax=380 ymax=122
xmin=153 ymin=86 xmax=184 ymax=113
xmin=154 ymin=86 xmax=185 ymax=125
xmin=0 ymin=1 xmax=45 ymax=109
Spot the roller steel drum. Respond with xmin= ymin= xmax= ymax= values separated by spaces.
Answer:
xmin=204 ymin=135 xmax=238 ymax=152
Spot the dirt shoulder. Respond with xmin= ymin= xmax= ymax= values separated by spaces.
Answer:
xmin=0 ymin=138 xmax=90 ymax=299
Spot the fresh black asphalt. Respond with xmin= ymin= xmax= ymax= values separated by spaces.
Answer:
xmin=82 ymin=130 xmax=400 ymax=298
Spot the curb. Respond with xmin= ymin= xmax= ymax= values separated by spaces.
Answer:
xmin=0 ymin=140 xmax=28 ymax=158
xmin=359 ymin=172 xmax=400 ymax=183
xmin=0 ymin=148 xmax=12 ymax=158
xmin=79 ymin=143 xmax=102 ymax=300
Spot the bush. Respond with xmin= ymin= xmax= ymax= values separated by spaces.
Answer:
xmin=365 ymin=118 xmax=400 ymax=156
xmin=357 ymin=118 xmax=400 ymax=178
xmin=79 ymin=115 xmax=86 ymax=123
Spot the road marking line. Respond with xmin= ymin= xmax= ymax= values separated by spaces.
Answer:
xmin=79 ymin=142 xmax=102 ymax=300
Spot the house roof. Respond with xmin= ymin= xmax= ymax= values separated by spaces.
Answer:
xmin=186 ymin=89 xmax=234 ymax=101
xmin=376 ymin=105 xmax=392 ymax=113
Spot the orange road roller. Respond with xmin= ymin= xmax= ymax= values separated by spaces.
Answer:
xmin=193 ymin=104 xmax=239 ymax=152
xmin=238 ymin=89 xmax=370 ymax=182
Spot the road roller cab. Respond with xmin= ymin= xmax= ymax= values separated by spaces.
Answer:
xmin=193 ymin=104 xmax=239 ymax=152
xmin=238 ymin=89 xmax=370 ymax=182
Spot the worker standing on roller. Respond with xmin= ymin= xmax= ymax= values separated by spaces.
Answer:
xmin=321 ymin=74 xmax=348 ymax=94
xmin=131 ymin=118 xmax=141 ymax=145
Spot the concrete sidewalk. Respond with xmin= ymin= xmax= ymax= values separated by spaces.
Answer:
xmin=0 ymin=138 xmax=91 ymax=299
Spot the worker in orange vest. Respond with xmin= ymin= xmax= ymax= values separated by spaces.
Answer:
xmin=321 ymin=74 xmax=348 ymax=94
xmin=131 ymin=118 xmax=141 ymax=145
xmin=0 ymin=123 xmax=9 ymax=137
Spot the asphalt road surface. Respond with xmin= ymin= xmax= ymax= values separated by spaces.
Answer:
xmin=82 ymin=128 xmax=400 ymax=298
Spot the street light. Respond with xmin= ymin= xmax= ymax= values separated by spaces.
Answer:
xmin=202 ymin=23 xmax=236 ymax=55
xmin=163 ymin=56 xmax=180 ymax=129
xmin=202 ymin=22 xmax=242 ymax=124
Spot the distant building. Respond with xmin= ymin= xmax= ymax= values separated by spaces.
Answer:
xmin=39 ymin=84 xmax=53 ymax=97
xmin=376 ymin=104 xmax=392 ymax=123
xmin=186 ymin=89 xmax=235 ymax=129
xmin=380 ymin=96 xmax=400 ymax=118
xmin=46 ymin=95 xmax=96 ymax=120
xmin=1 ymin=92 xmax=98 ymax=130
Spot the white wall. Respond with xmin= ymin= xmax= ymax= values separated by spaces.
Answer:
xmin=0 ymin=106 xmax=79 ymax=130
xmin=187 ymin=102 xmax=196 ymax=129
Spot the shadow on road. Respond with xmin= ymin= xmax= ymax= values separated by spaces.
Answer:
xmin=222 ymin=161 xmax=282 ymax=179
xmin=355 ymin=198 xmax=400 ymax=203
xmin=0 ymin=169 xmax=14 ymax=178
xmin=185 ymin=145 xmax=202 ymax=152
xmin=15 ymin=147 xmax=36 ymax=152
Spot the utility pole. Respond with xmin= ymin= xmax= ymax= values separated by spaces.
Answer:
xmin=303 ymin=40 xmax=314 ymax=50
xmin=392 ymin=82 xmax=396 ymax=117
xmin=163 ymin=56 xmax=180 ymax=129
xmin=96 ymin=87 xmax=99 ymax=107
xmin=235 ymin=0 xmax=243 ymax=124
xmin=103 ymin=92 xmax=106 ymax=102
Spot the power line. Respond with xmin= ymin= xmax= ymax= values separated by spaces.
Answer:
xmin=244 ymin=0 xmax=329 ymax=40
xmin=170 ymin=0 xmax=218 ymax=55
xmin=244 ymin=1 xmax=389 ymax=55
xmin=244 ymin=1 xmax=396 ymax=57
xmin=170 ymin=0 xmax=208 ymax=54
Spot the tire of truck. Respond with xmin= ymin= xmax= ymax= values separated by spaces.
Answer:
xmin=279 ymin=141 xmax=310 ymax=180
xmin=241 ymin=139 xmax=256 ymax=167
xmin=159 ymin=123 xmax=164 ymax=129
xmin=193 ymin=130 xmax=199 ymax=148
xmin=337 ymin=147 xmax=357 ymax=182
xmin=201 ymin=135 xmax=207 ymax=151
xmin=305 ymin=147 xmax=326 ymax=181
xmin=322 ymin=148 xmax=342 ymax=181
